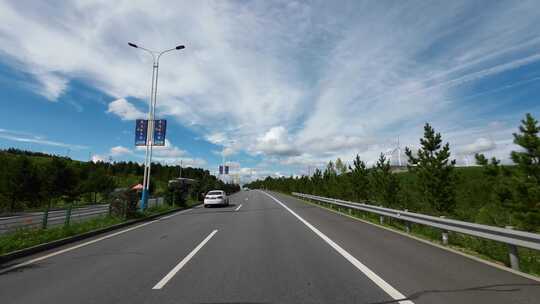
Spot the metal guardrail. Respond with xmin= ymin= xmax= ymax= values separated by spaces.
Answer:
xmin=137 ymin=197 xmax=165 ymax=209
xmin=1 ymin=196 xmax=167 ymax=234
xmin=292 ymin=192 xmax=540 ymax=271
xmin=0 ymin=204 xmax=111 ymax=234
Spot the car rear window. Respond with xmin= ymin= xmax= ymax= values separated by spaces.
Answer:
xmin=208 ymin=191 xmax=223 ymax=195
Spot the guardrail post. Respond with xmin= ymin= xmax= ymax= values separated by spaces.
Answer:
xmin=440 ymin=216 xmax=449 ymax=245
xmin=505 ymin=226 xmax=520 ymax=271
xmin=379 ymin=215 xmax=384 ymax=225
xmin=108 ymin=203 xmax=112 ymax=217
xmin=64 ymin=203 xmax=73 ymax=227
xmin=403 ymin=209 xmax=411 ymax=233
xmin=42 ymin=206 xmax=49 ymax=229
xmin=123 ymin=200 xmax=128 ymax=219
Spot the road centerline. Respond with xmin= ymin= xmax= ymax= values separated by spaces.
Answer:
xmin=260 ymin=191 xmax=414 ymax=304
xmin=152 ymin=229 xmax=219 ymax=290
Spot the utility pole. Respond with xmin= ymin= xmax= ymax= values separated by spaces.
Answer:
xmin=397 ymin=136 xmax=402 ymax=167
xmin=179 ymin=159 xmax=183 ymax=178
xmin=128 ymin=42 xmax=185 ymax=210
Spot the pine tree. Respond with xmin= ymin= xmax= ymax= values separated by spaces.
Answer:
xmin=323 ymin=161 xmax=338 ymax=197
xmin=311 ymin=168 xmax=323 ymax=195
xmin=8 ymin=156 xmax=42 ymax=210
xmin=509 ymin=113 xmax=540 ymax=230
xmin=474 ymin=153 xmax=513 ymax=226
xmin=405 ymin=123 xmax=457 ymax=214
xmin=335 ymin=158 xmax=348 ymax=175
xmin=475 ymin=154 xmax=513 ymax=209
xmin=371 ymin=153 xmax=401 ymax=208
xmin=42 ymin=157 xmax=81 ymax=204
xmin=349 ymin=154 xmax=370 ymax=202
xmin=83 ymin=168 xmax=112 ymax=203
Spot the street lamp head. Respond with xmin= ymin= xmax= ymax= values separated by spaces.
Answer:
xmin=175 ymin=45 xmax=185 ymax=50
xmin=128 ymin=42 xmax=138 ymax=48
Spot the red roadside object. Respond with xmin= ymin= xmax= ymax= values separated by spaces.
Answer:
xmin=131 ymin=184 xmax=144 ymax=191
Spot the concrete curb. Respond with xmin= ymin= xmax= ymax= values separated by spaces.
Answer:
xmin=0 ymin=204 xmax=201 ymax=265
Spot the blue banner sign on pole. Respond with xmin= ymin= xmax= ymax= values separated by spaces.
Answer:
xmin=219 ymin=165 xmax=224 ymax=175
xmin=135 ymin=119 xmax=148 ymax=146
xmin=225 ymin=165 xmax=229 ymax=175
xmin=153 ymin=119 xmax=167 ymax=146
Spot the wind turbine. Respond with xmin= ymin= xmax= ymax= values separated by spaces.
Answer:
xmin=384 ymin=136 xmax=403 ymax=167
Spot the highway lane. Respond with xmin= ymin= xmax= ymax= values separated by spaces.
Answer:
xmin=0 ymin=190 xmax=539 ymax=303
xmin=267 ymin=191 xmax=540 ymax=303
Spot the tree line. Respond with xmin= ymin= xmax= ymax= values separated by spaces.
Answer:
xmin=246 ymin=113 xmax=540 ymax=232
xmin=0 ymin=149 xmax=239 ymax=212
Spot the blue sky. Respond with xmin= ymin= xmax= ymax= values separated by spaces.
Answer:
xmin=1 ymin=1 xmax=540 ymax=182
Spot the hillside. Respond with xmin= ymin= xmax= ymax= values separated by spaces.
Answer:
xmin=0 ymin=148 xmax=238 ymax=212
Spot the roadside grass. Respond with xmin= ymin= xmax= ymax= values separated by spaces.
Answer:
xmin=137 ymin=204 xmax=177 ymax=217
xmin=297 ymin=196 xmax=540 ymax=278
xmin=0 ymin=201 xmax=200 ymax=256
xmin=0 ymin=216 xmax=123 ymax=255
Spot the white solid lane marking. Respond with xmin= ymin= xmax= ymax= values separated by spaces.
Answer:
xmin=0 ymin=221 xmax=156 ymax=274
xmin=152 ymin=229 xmax=218 ymax=290
xmin=260 ymin=191 xmax=414 ymax=304
xmin=159 ymin=208 xmax=193 ymax=220
xmin=0 ymin=208 xmax=193 ymax=274
xmin=235 ymin=204 xmax=243 ymax=211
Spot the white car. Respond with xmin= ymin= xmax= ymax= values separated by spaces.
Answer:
xmin=204 ymin=190 xmax=229 ymax=207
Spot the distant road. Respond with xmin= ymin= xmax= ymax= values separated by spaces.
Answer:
xmin=1 ymin=191 xmax=539 ymax=303
xmin=0 ymin=204 xmax=109 ymax=234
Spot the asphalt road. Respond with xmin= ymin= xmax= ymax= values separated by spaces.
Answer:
xmin=1 ymin=190 xmax=539 ymax=303
xmin=0 ymin=204 xmax=110 ymax=234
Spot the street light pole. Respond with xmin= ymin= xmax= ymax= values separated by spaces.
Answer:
xmin=129 ymin=42 xmax=185 ymax=210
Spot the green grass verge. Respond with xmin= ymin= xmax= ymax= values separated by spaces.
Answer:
xmin=0 ymin=216 xmax=123 ymax=255
xmin=298 ymin=196 xmax=540 ymax=278
xmin=0 ymin=201 xmax=200 ymax=255
xmin=138 ymin=204 xmax=177 ymax=217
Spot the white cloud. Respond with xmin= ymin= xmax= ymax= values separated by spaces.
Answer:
xmin=0 ymin=128 xmax=87 ymax=150
xmin=225 ymin=161 xmax=241 ymax=169
xmin=1 ymin=1 xmax=539 ymax=177
xmin=460 ymin=137 xmax=497 ymax=155
xmin=135 ymin=139 xmax=187 ymax=158
xmin=205 ymin=132 xmax=228 ymax=145
xmin=252 ymin=126 xmax=299 ymax=157
xmin=91 ymin=154 xmax=108 ymax=163
xmin=97 ymin=139 xmax=201 ymax=167
xmin=221 ymin=146 xmax=236 ymax=157
xmin=107 ymin=98 xmax=145 ymax=121
xmin=212 ymin=145 xmax=239 ymax=158
xmin=153 ymin=146 xmax=187 ymax=158
xmin=34 ymin=72 xmax=68 ymax=101
xmin=110 ymin=145 xmax=132 ymax=156
xmin=301 ymin=136 xmax=370 ymax=154
xmin=153 ymin=156 xmax=207 ymax=168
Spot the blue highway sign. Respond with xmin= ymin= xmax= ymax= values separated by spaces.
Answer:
xmin=153 ymin=119 xmax=167 ymax=146
xmin=135 ymin=119 xmax=148 ymax=146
